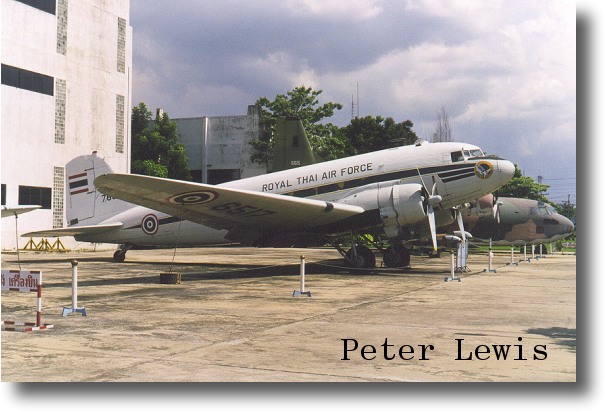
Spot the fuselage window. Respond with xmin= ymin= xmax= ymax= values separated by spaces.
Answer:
xmin=451 ymin=151 xmax=464 ymax=162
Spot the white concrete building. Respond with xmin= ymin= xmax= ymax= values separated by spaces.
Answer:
xmin=174 ymin=105 xmax=267 ymax=185
xmin=1 ymin=0 xmax=132 ymax=250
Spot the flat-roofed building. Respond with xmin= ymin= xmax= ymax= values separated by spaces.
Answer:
xmin=1 ymin=0 xmax=133 ymax=250
xmin=173 ymin=105 xmax=266 ymax=185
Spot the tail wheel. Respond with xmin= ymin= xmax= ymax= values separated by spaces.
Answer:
xmin=345 ymin=245 xmax=376 ymax=269
xmin=383 ymin=244 xmax=411 ymax=268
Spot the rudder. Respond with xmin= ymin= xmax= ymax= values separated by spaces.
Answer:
xmin=65 ymin=152 xmax=131 ymax=226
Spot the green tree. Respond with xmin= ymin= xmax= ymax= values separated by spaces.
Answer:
xmin=493 ymin=165 xmax=550 ymax=202
xmin=340 ymin=115 xmax=418 ymax=156
xmin=131 ymin=103 xmax=192 ymax=181
xmin=252 ymin=86 xmax=344 ymax=164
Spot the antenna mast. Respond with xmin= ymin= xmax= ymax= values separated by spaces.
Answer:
xmin=351 ymin=82 xmax=359 ymax=119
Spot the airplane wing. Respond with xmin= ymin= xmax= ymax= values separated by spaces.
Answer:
xmin=23 ymin=222 xmax=124 ymax=238
xmin=94 ymin=174 xmax=365 ymax=239
xmin=2 ymin=205 xmax=42 ymax=218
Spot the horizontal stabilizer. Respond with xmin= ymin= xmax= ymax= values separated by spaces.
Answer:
xmin=2 ymin=205 xmax=41 ymax=218
xmin=22 ymin=222 xmax=123 ymax=238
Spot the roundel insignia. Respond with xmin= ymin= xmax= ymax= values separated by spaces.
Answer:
xmin=142 ymin=214 xmax=159 ymax=235
xmin=474 ymin=161 xmax=494 ymax=179
xmin=168 ymin=190 xmax=218 ymax=205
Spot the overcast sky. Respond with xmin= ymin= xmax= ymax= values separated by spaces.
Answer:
xmin=130 ymin=0 xmax=577 ymax=204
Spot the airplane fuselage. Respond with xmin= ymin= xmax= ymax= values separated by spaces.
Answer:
xmin=74 ymin=142 xmax=514 ymax=248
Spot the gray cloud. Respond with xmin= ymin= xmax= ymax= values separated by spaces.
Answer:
xmin=130 ymin=0 xmax=576 ymax=204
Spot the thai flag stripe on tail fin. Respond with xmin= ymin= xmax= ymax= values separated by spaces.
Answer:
xmin=68 ymin=172 xmax=89 ymax=195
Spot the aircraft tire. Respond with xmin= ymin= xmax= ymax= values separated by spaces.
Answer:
xmin=345 ymin=245 xmax=376 ymax=269
xmin=113 ymin=250 xmax=126 ymax=263
xmin=383 ymin=244 xmax=411 ymax=268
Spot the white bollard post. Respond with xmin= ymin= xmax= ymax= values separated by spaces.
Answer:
xmin=293 ymin=255 xmax=311 ymax=297
xmin=508 ymin=246 xmax=518 ymax=266
xmin=72 ymin=259 xmax=78 ymax=309
xmin=300 ymin=255 xmax=305 ymax=293
xmin=62 ymin=260 xmax=87 ymax=316
xmin=483 ymin=238 xmax=496 ymax=273
xmin=445 ymin=251 xmax=461 ymax=282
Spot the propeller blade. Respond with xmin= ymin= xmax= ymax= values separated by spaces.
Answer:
xmin=418 ymin=168 xmax=439 ymax=251
xmin=428 ymin=204 xmax=437 ymax=251
xmin=416 ymin=167 xmax=429 ymax=193
xmin=493 ymin=198 xmax=503 ymax=224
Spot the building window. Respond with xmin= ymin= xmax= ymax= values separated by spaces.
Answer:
xmin=53 ymin=167 xmax=65 ymax=228
xmin=117 ymin=17 xmax=126 ymax=73
xmin=18 ymin=186 xmax=52 ymax=209
xmin=116 ymin=94 xmax=125 ymax=153
xmin=1 ymin=184 xmax=6 ymax=205
xmin=208 ymin=169 xmax=241 ymax=185
xmin=1 ymin=64 xmax=54 ymax=96
xmin=56 ymin=0 xmax=68 ymax=55
xmin=15 ymin=0 xmax=56 ymax=14
xmin=55 ymin=79 xmax=66 ymax=144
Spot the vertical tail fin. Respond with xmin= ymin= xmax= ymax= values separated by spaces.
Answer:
xmin=65 ymin=152 xmax=132 ymax=226
xmin=272 ymin=117 xmax=322 ymax=172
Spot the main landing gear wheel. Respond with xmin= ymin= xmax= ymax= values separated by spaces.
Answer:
xmin=113 ymin=250 xmax=126 ymax=263
xmin=345 ymin=244 xmax=376 ymax=269
xmin=382 ymin=244 xmax=411 ymax=268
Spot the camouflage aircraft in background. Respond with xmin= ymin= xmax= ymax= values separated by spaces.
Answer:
xmin=442 ymin=194 xmax=575 ymax=247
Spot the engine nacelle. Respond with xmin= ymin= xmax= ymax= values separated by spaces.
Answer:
xmin=338 ymin=182 xmax=429 ymax=239
xmin=378 ymin=183 xmax=427 ymax=238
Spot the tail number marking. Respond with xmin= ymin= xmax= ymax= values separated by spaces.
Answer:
xmin=211 ymin=202 xmax=276 ymax=218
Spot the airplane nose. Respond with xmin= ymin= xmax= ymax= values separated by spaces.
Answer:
xmin=559 ymin=215 xmax=575 ymax=234
xmin=498 ymin=160 xmax=516 ymax=185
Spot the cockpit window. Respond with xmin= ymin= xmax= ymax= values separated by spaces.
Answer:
xmin=451 ymin=151 xmax=464 ymax=162
xmin=453 ymin=149 xmax=484 ymax=162
xmin=530 ymin=206 xmax=554 ymax=216
xmin=463 ymin=149 xmax=484 ymax=158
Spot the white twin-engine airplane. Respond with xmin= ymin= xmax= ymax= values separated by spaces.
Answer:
xmin=25 ymin=141 xmax=515 ymax=268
